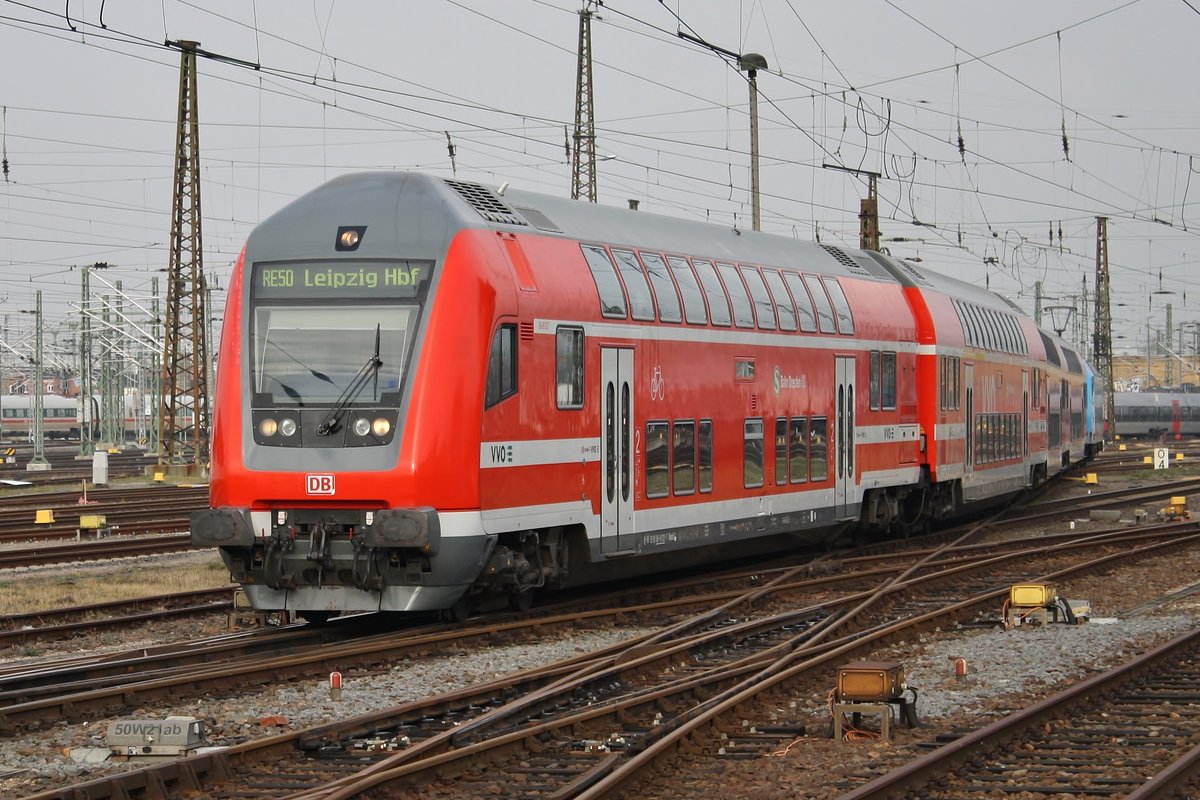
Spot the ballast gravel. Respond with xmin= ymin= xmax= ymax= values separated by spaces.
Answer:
xmin=3 ymin=607 xmax=1199 ymax=797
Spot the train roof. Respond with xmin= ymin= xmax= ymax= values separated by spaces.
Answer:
xmin=0 ymin=394 xmax=78 ymax=409
xmin=256 ymin=170 xmax=1048 ymax=328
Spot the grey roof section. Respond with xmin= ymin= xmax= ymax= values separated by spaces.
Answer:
xmin=864 ymin=249 xmax=1027 ymax=314
xmin=250 ymin=172 xmax=923 ymax=285
xmin=247 ymin=172 xmax=480 ymax=265
xmin=496 ymin=181 xmax=896 ymax=281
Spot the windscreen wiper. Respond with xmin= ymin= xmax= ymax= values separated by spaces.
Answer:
xmin=315 ymin=324 xmax=382 ymax=436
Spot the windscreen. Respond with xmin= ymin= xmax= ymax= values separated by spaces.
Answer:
xmin=249 ymin=260 xmax=429 ymax=406
xmin=253 ymin=306 xmax=413 ymax=404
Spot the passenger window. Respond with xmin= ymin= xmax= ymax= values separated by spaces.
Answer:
xmin=694 ymin=260 xmax=732 ymax=326
xmin=611 ymin=248 xmax=656 ymax=321
xmin=741 ymin=266 xmax=776 ymax=330
xmin=581 ymin=245 xmax=627 ymax=319
xmin=870 ymin=351 xmax=881 ymax=410
xmin=775 ymin=417 xmax=788 ymax=484
xmin=673 ymin=420 xmax=696 ymax=495
xmin=639 ymin=253 xmax=683 ymax=324
xmin=743 ymin=418 xmax=764 ymax=488
xmin=809 ymin=417 xmax=828 ymax=481
xmin=667 ymin=256 xmax=708 ymax=324
xmin=698 ymin=419 xmax=713 ymax=492
xmin=784 ymin=272 xmax=818 ymax=332
xmin=789 ymin=417 xmax=808 ymax=483
xmin=803 ymin=274 xmax=837 ymax=334
xmin=881 ymin=351 xmax=897 ymax=410
xmin=762 ymin=269 xmax=796 ymax=331
xmin=645 ymin=421 xmax=670 ymax=498
xmin=485 ymin=324 xmax=517 ymax=408
xmin=718 ymin=263 xmax=755 ymax=328
xmin=822 ymin=278 xmax=855 ymax=335
xmin=555 ymin=327 xmax=584 ymax=409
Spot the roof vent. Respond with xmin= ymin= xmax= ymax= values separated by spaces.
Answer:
xmin=819 ymin=245 xmax=871 ymax=276
xmin=444 ymin=179 xmax=528 ymax=227
xmin=512 ymin=205 xmax=562 ymax=233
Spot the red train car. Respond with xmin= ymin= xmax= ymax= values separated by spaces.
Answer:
xmin=191 ymin=172 xmax=1093 ymax=620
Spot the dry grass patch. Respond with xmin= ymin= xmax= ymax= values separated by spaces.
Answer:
xmin=0 ymin=558 xmax=232 ymax=615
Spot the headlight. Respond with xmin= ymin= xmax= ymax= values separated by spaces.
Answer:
xmin=279 ymin=418 xmax=298 ymax=437
xmin=259 ymin=418 xmax=278 ymax=437
xmin=372 ymin=417 xmax=392 ymax=437
xmin=353 ymin=417 xmax=372 ymax=437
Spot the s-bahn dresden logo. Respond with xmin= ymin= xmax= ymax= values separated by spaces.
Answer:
xmin=306 ymin=474 xmax=336 ymax=495
xmin=773 ymin=366 xmax=807 ymax=395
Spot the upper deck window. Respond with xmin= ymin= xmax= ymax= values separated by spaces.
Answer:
xmin=740 ymin=266 xmax=777 ymax=330
xmin=717 ymin=262 xmax=755 ymax=328
xmin=783 ymin=272 xmax=818 ymax=332
xmin=803 ymin=274 xmax=838 ymax=334
xmin=694 ymin=259 xmax=732 ymax=326
xmin=822 ymin=277 xmax=855 ymax=335
xmin=666 ymin=256 xmax=708 ymax=325
xmin=581 ymin=245 xmax=627 ymax=319
xmin=611 ymin=248 xmax=656 ymax=321
xmin=639 ymin=252 xmax=683 ymax=324
xmin=762 ymin=269 xmax=797 ymax=331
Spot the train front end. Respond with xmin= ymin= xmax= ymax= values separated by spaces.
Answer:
xmin=192 ymin=172 xmax=496 ymax=619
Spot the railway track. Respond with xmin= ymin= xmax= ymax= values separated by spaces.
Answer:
xmin=14 ymin=515 xmax=1200 ymax=799
xmin=839 ymin=625 xmax=1200 ymax=799
xmin=0 ymin=588 xmax=233 ymax=648
xmin=0 ymin=485 xmax=207 ymax=544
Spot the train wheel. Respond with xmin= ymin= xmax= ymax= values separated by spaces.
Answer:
xmin=442 ymin=595 xmax=472 ymax=623
xmin=508 ymin=588 xmax=534 ymax=612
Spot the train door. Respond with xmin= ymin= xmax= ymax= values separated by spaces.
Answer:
xmin=600 ymin=347 xmax=634 ymax=554
xmin=1022 ymin=371 xmax=1029 ymax=458
xmin=834 ymin=356 xmax=856 ymax=517
xmin=964 ymin=363 xmax=975 ymax=475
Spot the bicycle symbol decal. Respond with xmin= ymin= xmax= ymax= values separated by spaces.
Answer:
xmin=650 ymin=365 xmax=666 ymax=401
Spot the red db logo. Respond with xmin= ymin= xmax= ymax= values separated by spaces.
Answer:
xmin=306 ymin=474 xmax=335 ymax=495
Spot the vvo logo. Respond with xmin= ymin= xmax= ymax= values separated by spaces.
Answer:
xmin=306 ymin=474 xmax=336 ymax=495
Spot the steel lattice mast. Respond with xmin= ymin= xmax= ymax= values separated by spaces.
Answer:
xmin=159 ymin=40 xmax=209 ymax=472
xmin=570 ymin=2 xmax=597 ymax=202
xmin=1093 ymin=216 xmax=1114 ymax=441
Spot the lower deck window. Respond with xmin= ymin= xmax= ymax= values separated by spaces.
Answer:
xmin=809 ymin=417 xmax=828 ymax=481
xmin=698 ymin=419 xmax=713 ymax=492
xmin=645 ymin=421 xmax=670 ymax=498
xmin=485 ymin=324 xmax=518 ymax=407
xmin=555 ymin=327 xmax=584 ymax=409
xmin=744 ymin=418 xmax=764 ymax=488
xmin=673 ymin=421 xmax=696 ymax=495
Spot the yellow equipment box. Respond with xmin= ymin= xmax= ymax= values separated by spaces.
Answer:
xmin=80 ymin=514 xmax=107 ymax=529
xmin=1010 ymin=583 xmax=1058 ymax=607
xmin=837 ymin=661 xmax=905 ymax=702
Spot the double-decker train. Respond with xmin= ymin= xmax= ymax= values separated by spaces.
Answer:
xmin=192 ymin=172 xmax=1101 ymax=621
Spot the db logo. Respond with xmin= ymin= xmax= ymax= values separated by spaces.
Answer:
xmin=306 ymin=474 xmax=336 ymax=495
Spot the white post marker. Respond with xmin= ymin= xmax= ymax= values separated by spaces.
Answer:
xmin=1154 ymin=447 xmax=1170 ymax=470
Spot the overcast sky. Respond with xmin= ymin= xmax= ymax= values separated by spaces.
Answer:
xmin=1 ymin=0 xmax=1198 ymax=364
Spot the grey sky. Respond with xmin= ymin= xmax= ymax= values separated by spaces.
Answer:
xmin=1 ymin=0 xmax=1197 ymax=362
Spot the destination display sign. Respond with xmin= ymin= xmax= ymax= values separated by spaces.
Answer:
xmin=252 ymin=261 xmax=430 ymax=300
